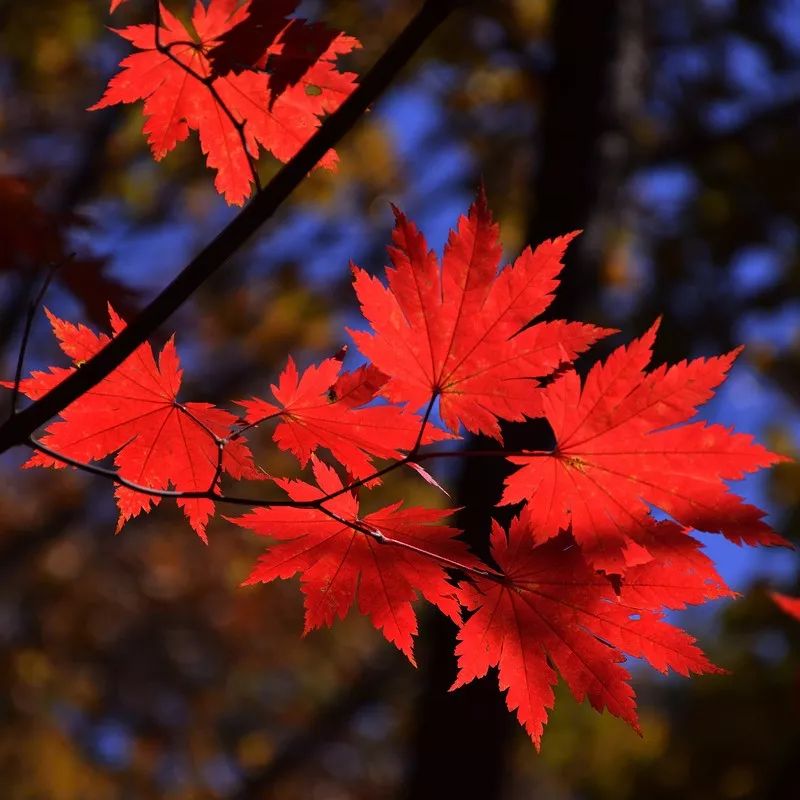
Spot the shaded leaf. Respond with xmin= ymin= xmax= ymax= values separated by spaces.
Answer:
xmin=91 ymin=1 xmax=359 ymax=204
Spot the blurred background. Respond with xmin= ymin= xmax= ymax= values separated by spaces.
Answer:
xmin=0 ymin=0 xmax=799 ymax=797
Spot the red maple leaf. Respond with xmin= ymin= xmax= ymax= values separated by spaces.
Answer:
xmin=230 ymin=458 xmax=473 ymax=661
xmin=109 ymin=0 xmax=126 ymax=11
xmin=502 ymin=320 xmax=790 ymax=574
xmin=8 ymin=307 xmax=260 ymax=539
xmin=91 ymin=1 xmax=359 ymax=204
xmin=349 ymin=190 xmax=613 ymax=439
xmin=329 ymin=362 xmax=388 ymax=407
xmin=237 ymin=356 xmax=448 ymax=482
xmin=771 ymin=591 xmax=800 ymax=621
xmin=453 ymin=510 xmax=728 ymax=748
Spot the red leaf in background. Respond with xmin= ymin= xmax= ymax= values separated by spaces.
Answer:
xmin=453 ymin=511 xmax=727 ymax=748
xmin=502 ymin=320 xmax=790 ymax=574
xmin=237 ymin=356 xmax=448 ymax=482
xmin=91 ymin=1 xmax=359 ymax=204
xmin=109 ymin=0 xmax=127 ymax=11
xmin=0 ymin=175 xmax=137 ymax=323
xmin=350 ymin=190 xmax=613 ymax=439
xmin=771 ymin=591 xmax=800 ymax=621
xmin=7 ymin=307 xmax=260 ymax=539
xmin=231 ymin=458 xmax=474 ymax=661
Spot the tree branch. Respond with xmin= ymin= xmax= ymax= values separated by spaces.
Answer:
xmin=0 ymin=0 xmax=457 ymax=454
xmin=25 ymin=433 xmax=548 ymax=510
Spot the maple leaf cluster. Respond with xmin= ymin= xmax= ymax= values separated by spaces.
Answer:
xmin=95 ymin=0 xmax=359 ymax=204
xmin=9 ymin=189 xmax=791 ymax=748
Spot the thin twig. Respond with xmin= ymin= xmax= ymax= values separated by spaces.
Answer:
xmin=23 ymin=386 xmax=509 ymax=580
xmin=27 ymin=430 xmax=504 ymax=581
xmin=27 ymin=436 xmax=284 ymax=507
xmin=9 ymin=256 xmax=71 ymax=418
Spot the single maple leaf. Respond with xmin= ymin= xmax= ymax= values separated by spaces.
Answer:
xmin=236 ymin=356 xmax=448 ymax=482
xmin=453 ymin=510 xmax=726 ymax=748
xmin=349 ymin=190 xmax=613 ymax=439
xmin=771 ymin=591 xmax=800 ymax=621
xmin=91 ymin=1 xmax=359 ymax=204
xmin=231 ymin=458 xmax=474 ymax=662
xmin=7 ymin=307 xmax=260 ymax=539
xmin=502 ymin=320 xmax=790 ymax=574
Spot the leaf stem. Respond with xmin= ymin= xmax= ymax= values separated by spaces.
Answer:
xmin=229 ymin=408 xmax=283 ymax=441
xmin=411 ymin=391 xmax=437 ymax=452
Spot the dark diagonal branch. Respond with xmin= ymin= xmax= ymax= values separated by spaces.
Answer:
xmin=0 ymin=0 xmax=459 ymax=454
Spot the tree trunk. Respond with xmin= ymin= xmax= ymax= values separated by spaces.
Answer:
xmin=401 ymin=1 xmax=642 ymax=796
